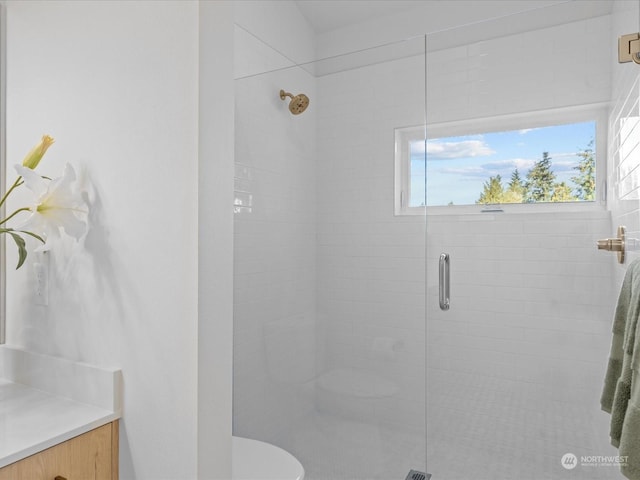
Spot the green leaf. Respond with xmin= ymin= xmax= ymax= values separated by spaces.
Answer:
xmin=16 ymin=230 xmax=45 ymax=244
xmin=0 ymin=228 xmax=44 ymax=268
xmin=6 ymin=231 xmax=27 ymax=269
xmin=1 ymin=227 xmax=45 ymax=243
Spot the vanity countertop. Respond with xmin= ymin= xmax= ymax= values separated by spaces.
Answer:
xmin=0 ymin=346 xmax=122 ymax=468
xmin=0 ymin=379 xmax=119 ymax=468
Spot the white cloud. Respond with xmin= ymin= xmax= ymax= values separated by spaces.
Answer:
xmin=436 ymin=158 xmax=536 ymax=178
xmin=426 ymin=139 xmax=495 ymax=159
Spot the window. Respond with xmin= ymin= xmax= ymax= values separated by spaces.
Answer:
xmin=395 ymin=106 xmax=607 ymax=215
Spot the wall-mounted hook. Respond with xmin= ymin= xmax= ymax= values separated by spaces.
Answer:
xmin=619 ymin=33 xmax=640 ymax=64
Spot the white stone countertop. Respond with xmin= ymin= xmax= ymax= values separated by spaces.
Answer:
xmin=0 ymin=379 xmax=120 ymax=468
xmin=0 ymin=346 xmax=122 ymax=468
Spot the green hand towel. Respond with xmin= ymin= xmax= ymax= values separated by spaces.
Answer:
xmin=621 ymin=387 xmax=640 ymax=479
xmin=602 ymin=258 xmax=640 ymax=480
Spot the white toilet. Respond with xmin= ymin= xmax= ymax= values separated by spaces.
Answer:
xmin=232 ymin=436 xmax=305 ymax=480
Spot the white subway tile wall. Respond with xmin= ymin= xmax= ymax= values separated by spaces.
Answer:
xmin=610 ymin=1 xmax=640 ymax=289
xmin=316 ymin=53 xmax=427 ymax=440
xmin=426 ymin=16 xmax=611 ymax=125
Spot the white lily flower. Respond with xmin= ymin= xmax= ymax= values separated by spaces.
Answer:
xmin=14 ymin=163 xmax=87 ymax=252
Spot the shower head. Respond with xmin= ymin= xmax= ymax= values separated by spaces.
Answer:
xmin=279 ymin=89 xmax=309 ymax=115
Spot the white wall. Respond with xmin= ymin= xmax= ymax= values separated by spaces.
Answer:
xmin=4 ymin=2 xmax=201 ymax=478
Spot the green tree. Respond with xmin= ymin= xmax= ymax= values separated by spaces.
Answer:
xmin=477 ymin=175 xmax=504 ymax=204
xmin=503 ymin=168 xmax=526 ymax=203
xmin=526 ymin=152 xmax=555 ymax=202
xmin=551 ymin=182 xmax=576 ymax=202
xmin=571 ymin=139 xmax=595 ymax=201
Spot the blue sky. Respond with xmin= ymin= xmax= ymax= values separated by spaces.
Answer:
xmin=409 ymin=121 xmax=596 ymax=206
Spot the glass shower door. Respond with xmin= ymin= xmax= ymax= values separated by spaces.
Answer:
xmin=425 ymin=4 xmax=624 ymax=479
xmin=233 ymin=28 xmax=428 ymax=480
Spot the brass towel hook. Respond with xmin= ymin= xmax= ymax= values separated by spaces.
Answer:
xmin=619 ymin=33 xmax=640 ymax=64
xmin=597 ymin=226 xmax=626 ymax=264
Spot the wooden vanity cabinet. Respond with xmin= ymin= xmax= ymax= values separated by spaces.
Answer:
xmin=0 ymin=421 xmax=118 ymax=480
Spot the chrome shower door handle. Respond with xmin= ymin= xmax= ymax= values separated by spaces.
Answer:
xmin=439 ymin=253 xmax=450 ymax=311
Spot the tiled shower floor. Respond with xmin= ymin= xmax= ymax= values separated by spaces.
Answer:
xmin=425 ymin=370 xmax=622 ymax=480
xmin=271 ymin=369 xmax=623 ymax=480
xmin=275 ymin=411 xmax=426 ymax=480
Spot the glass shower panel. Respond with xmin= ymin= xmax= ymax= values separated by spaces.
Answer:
xmin=425 ymin=5 xmax=620 ymax=480
xmin=233 ymin=32 xmax=427 ymax=480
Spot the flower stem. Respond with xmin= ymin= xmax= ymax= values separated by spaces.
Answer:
xmin=0 ymin=177 xmax=23 ymax=209
xmin=0 ymin=207 xmax=31 ymax=226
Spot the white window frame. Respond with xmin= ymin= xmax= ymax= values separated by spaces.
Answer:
xmin=394 ymin=104 xmax=609 ymax=216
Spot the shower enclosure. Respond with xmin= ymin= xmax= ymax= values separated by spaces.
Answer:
xmin=233 ymin=2 xmax=630 ymax=479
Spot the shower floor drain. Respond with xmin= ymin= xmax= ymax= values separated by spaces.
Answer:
xmin=405 ymin=469 xmax=431 ymax=480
